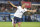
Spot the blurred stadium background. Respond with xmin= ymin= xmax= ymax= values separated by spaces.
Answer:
xmin=0 ymin=0 xmax=40 ymax=27
xmin=0 ymin=0 xmax=40 ymax=22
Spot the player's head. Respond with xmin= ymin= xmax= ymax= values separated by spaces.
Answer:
xmin=21 ymin=3 xmax=26 ymax=8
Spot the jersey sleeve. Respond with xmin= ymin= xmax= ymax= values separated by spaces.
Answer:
xmin=17 ymin=6 xmax=19 ymax=8
xmin=24 ymin=8 xmax=28 ymax=11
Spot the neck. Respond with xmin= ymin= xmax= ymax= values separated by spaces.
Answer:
xmin=21 ymin=6 xmax=24 ymax=9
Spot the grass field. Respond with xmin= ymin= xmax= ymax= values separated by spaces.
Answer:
xmin=0 ymin=22 xmax=40 ymax=27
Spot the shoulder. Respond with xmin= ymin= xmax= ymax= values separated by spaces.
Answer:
xmin=24 ymin=8 xmax=28 ymax=11
xmin=24 ymin=8 xmax=27 ymax=10
xmin=17 ymin=6 xmax=21 ymax=8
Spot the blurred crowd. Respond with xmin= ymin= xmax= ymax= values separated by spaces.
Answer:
xmin=0 ymin=3 xmax=40 ymax=14
xmin=0 ymin=3 xmax=17 ymax=13
xmin=0 ymin=0 xmax=40 ymax=22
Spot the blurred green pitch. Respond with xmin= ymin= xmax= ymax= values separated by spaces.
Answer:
xmin=0 ymin=22 xmax=40 ymax=27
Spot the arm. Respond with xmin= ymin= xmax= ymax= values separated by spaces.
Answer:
xmin=8 ymin=1 xmax=17 ymax=8
xmin=27 ymin=9 xmax=37 ymax=13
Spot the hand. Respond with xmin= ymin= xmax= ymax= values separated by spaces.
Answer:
xmin=8 ymin=1 xmax=10 ymax=3
xmin=32 ymin=9 xmax=37 ymax=13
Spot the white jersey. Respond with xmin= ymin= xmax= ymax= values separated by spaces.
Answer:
xmin=14 ymin=6 xmax=27 ymax=18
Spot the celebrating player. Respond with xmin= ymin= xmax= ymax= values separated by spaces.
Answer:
xmin=8 ymin=1 xmax=37 ymax=27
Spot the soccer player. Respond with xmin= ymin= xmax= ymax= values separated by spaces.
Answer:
xmin=8 ymin=1 xmax=36 ymax=27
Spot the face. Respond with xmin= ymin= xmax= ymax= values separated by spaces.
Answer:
xmin=22 ymin=4 xmax=25 ymax=8
xmin=22 ymin=3 xmax=26 ymax=8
